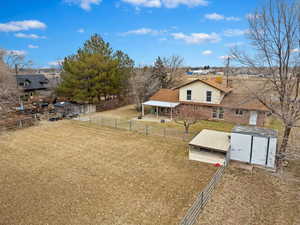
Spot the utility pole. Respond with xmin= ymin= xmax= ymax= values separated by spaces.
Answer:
xmin=15 ymin=64 xmax=18 ymax=75
xmin=225 ymin=56 xmax=230 ymax=87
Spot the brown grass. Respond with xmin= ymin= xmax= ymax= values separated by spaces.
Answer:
xmin=196 ymin=165 xmax=300 ymax=225
xmin=0 ymin=121 xmax=216 ymax=225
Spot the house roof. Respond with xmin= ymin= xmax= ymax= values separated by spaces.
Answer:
xmin=149 ymin=88 xmax=179 ymax=103
xmin=16 ymin=74 xmax=48 ymax=91
xmin=174 ymin=79 xmax=232 ymax=93
xmin=220 ymin=93 xmax=269 ymax=112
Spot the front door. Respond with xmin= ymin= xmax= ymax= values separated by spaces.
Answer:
xmin=249 ymin=111 xmax=258 ymax=125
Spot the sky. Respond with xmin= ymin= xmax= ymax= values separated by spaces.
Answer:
xmin=0 ymin=0 xmax=261 ymax=68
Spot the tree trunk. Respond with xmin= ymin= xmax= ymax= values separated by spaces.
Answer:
xmin=280 ymin=125 xmax=292 ymax=153
xmin=184 ymin=124 xmax=189 ymax=134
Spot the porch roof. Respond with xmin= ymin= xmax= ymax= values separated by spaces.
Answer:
xmin=143 ymin=100 xmax=180 ymax=108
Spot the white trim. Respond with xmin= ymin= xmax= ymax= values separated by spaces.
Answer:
xmin=142 ymin=100 xmax=180 ymax=108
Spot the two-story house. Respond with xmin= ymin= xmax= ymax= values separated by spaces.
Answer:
xmin=142 ymin=79 xmax=269 ymax=126
xmin=16 ymin=74 xmax=50 ymax=100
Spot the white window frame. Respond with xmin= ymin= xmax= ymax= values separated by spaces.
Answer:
xmin=212 ymin=107 xmax=224 ymax=119
xmin=186 ymin=90 xmax=192 ymax=101
xmin=206 ymin=91 xmax=212 ymax=102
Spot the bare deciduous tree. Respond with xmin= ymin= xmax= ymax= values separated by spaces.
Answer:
xmin=175 ymin=105 xmax=202 ymax=134
xmin=0 ymin=48 xmax=33 ymax=74
xmin=131 ymin=66 xmax=159 ymax=111
xmin=0 ymin=52 xmax=19 ymax=116
xmin=231 ymin=0 xmax=300 ymax=158
xmin=152 ymin=55 xmax=184 ymax=88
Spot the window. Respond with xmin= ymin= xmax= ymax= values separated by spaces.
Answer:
xmin=212 ymin=107 xmax=224 ymax=119
xmin=186 ymin=90 xmax=192 ymax=100
xmin=206 ymin=91 xmax=212 ymax=102
xmin=235 ymin=109 xmax=243 ymax=116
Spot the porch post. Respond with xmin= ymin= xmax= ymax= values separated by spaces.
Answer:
xmin=170 ymin=107 xmax=173 ymax=120
xmin=156 ymin=106 xmax=158 ymax=118
xmin=142 ymin=103 xmax=144 ymax=117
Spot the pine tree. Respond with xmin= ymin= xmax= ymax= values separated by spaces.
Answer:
xmin=56 ymin=34 xmax=134 ymax=103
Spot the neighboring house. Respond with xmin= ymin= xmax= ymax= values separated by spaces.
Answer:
xmin=16 ymin=74 xmax=50 ymax=98
xmin=142 ymin=79 xmax=269 ymax=126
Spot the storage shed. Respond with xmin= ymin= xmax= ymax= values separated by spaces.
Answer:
xmin=230 ymin=126 xmax=277 ymax=169
xmin=189 ymin=129 xmax=231 ymax=164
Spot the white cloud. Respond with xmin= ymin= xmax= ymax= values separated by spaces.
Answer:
xmin=202 ymin=50 xmax=213 ymax=55
xmin=171 ymin=32 xmax=221 ymax=44
xmin=205 ymin=13 xmax=240 ymax=21
xmin=121 ymin=0 xmax=208 ymax=8
xmin=15 ymin=33 xmax=46 ymax=39
xmin=225 ymin=42 xmax=244 ymax=47
xmin=65 ymin=0 xmax=102 ymax=11
xmin=0 ymin=20 xmax=46 ymax=32
xmin=48 ymin=60 xmax=64 ymax=67
xmin=28 ymin=44 xmax=39 ymax=49
xmin=77 ymin=28 xmax=85 ymax=33
xmin=5 ymin=50 xmax=27 ymax=56
xmin=121 ymin=28 xmax=166 ymax=36
xmin=223 ymin=29 xmax=248 ymax=37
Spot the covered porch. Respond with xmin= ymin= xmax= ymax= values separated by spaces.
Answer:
xmin=142 ymin=100 xmax=180 ymax=120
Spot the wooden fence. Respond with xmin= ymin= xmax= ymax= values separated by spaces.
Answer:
xmin=180 ymin=153 xmax=230 ymax=225
xmin=0 ymin=118 xmax=37 ymax=133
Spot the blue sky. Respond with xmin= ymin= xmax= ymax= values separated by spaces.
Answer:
xmin=0 ymin=0 xmax=260 ymax=67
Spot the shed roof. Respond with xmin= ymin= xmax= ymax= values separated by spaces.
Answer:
xmin=232 ymin=125 xmax=277 ymax=138
xmin=189 ymin=129 xmax=231 ymax=152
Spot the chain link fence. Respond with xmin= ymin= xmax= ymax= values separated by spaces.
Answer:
xmin=78 ymin=115 xmax=198 ymax=141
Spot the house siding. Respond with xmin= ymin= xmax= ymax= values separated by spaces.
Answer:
xmin=180 ymin=104 xmax=266 ymax=126
xmin=179 ymin=81 xmax=222 ymax=104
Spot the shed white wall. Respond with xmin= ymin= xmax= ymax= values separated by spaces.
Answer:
xmin=251 ymin=136 xmax=268 ymax=165
xmin=267 ymin=138 xmax=277 ymax=168
xmin=230 ymin=133 xmax=252 ymax=163
xmin=230 ymin=133 xmax=277 ymax=169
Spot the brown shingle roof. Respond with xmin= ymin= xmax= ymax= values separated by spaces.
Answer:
xmin=220 ymin=93 xmax=269 ymax=111
xmin=150 ymin=89 xmax=179 ymax=102
xmin=174 ymin=79 xmax=232 ymax=93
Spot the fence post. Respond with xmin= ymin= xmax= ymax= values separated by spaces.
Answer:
xmin=145 ymin=125 xmax=149 ymax=136
xmin=129 ymin=120 xmax=132 ymax=131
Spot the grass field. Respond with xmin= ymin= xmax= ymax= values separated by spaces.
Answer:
xmin=196 ymin=165 xmax=300 ymax=225
xmin=0 ymin=121 xmax=216 ymax=225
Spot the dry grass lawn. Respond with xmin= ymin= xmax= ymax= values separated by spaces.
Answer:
xmin=196 ymin=165 xmax=300 ymax=225
xmin=0 ymin=121 xmax=216 ymax=225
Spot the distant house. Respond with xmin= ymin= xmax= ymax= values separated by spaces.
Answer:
xmin=143 ymin=79 xmax=269 ymax=126
xmin=16 ymin=74 xmax=50 ymax=98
